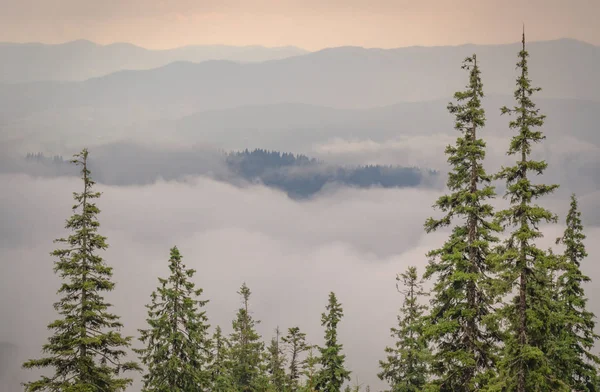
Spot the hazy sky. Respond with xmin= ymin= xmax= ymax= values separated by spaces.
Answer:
xmin=1 ymin=0 xmax=599 ymax=50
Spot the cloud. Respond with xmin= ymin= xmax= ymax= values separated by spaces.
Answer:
xmin=1 ymin=171 xmax=598 ymax=390
xmin=0 ymin=173 xmax=444 ymax=390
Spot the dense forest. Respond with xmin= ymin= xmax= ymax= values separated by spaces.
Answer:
xmin=21 ymin=33 xmax=599 ymax=392
xmin=23 ymin=148 xmax=437 ymax=198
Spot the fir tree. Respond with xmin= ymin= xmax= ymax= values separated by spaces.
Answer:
xmin=135 ymin=246 xmax=211 ymax=391
xmin=423 ymin=54 xmax=501 ymax=391
xmin=493 ymin=30 xmax=562 ymax=392
xmin=379 ymin=266 xmax=430 ymax=392
xmin=22 ymin=148 xmax=140 ymax=391
xmin=267 ymin=327 xmax=288 ymax=391
xmin=554 ymin=195 xmax=600 ymax=391
xmin=301 ymin=346 xmax=320 ymax=392
xmin=230 ymin=283 xmax=265 ymax=391
xmin=315 ymin=292 xmax=351 ymax=392
xmin=283 ymin=327 xmax=309 ymax=391
xmin=208 ymin=326 xmax=236 ymax=391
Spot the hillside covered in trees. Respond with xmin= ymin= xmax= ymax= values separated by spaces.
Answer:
xmin=18 ymin=34 xmax=600 ymax=392
xmin=20 ymin=148 xmax=437 ymax=198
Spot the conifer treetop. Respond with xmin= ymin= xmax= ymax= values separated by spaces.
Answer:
xmin=23 ymin=148 xmax=140 ymax=392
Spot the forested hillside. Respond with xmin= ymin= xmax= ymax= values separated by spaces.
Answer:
xmin=20 ymin=148 xmax=437 ymax=198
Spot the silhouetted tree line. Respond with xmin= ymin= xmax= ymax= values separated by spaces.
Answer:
xmin=226 ymin=149 xmax=435 ymax=198
xmin=21 ymin=32 xmax=600 ymax=392
xmin=23 ymin=149 xmax=437 ymax=198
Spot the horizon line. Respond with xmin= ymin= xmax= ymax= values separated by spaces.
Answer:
xmin=0 ymin=36 xmax=597 ymax=53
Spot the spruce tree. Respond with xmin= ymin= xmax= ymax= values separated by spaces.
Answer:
xmin=208 ymin=326 xmax=236 ymax=391
xmin=422 ymin=54 xmax=501 ymax=391
xmin=229 ymin=283 xmax=265 ymax=391
xmin=267 ymin=327 xmax=288 ymax=391
xmin=283 ymin=327 xmax=309 ymax=391
xmin=493 ymin=30 xmax=562 ymax=392
xmin=379 ymin=266 xmax=430 ymax=392
xmin=22 ymin=148 xmax=140 ymax=391
xmin=301 ymin=346 xmax=320 ymax=392
xmin=554 ymin=195 xmax=600 ymax=391
xmin=315 ymin=292 xmax=351 ymax=392
xmin=135 ymin=246 xmax=211 ymax=391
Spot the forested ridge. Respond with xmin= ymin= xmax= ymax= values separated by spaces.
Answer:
xmin=22 ymin=148 xmax=436 ymax=198
xmin=21 ymin=33 xmax=600 ymax=392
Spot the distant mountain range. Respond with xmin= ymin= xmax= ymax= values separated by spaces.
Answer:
xmin=0 ymin=40 xmax=308 ymax=83
xmin=0 ymin=38 xmax=598 ymax=199
xmin=0 ymin=39 xmax=598 ymax=125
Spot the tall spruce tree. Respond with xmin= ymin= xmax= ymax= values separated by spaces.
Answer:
xmin=283 ymin=327 xmax=309 ymax=391
xmin=315 ymin=292 xmax=351 ymax=392
xmin=554 ymin=195 xmax=600 ymax=391
xmin=208 ymin=326 xmax=236 ymax=391
xmin=23 ymin=148 xmax=140 ymax=391
xmin=267 ymin=327 xmax=288 ymax=391
xmin=493 ymin=30 xmax=562 ymax=392
xmin=135 ymin=246 xmax=211 ymax=391
xmin=229 ymin=283 xmax=265 ymax=391
xmin=422 ymin=54 xmax=501 ymax=391
xmin=379 ymin=266 xmax=430 ymax=392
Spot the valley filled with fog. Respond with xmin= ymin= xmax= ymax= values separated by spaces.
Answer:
xmin=1 ymin=38 xmax=600 ymax=390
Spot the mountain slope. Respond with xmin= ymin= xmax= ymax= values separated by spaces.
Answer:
xmin=0 ymin=39 xmax=598 ymax=122
xmin=0 ymin=40 xmax=308 ymax=83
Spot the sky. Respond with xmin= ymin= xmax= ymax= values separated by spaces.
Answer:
xmin=1 ymin=0 xmax=599 ymax=50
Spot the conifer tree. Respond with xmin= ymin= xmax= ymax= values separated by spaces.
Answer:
xmin=554 ymin=195 xmax=600 ymax=391
xmin=422 ymin=54 xmax=501 ymax=391
xmin=135 ymin=246 xmax=211 ymax=391
xmin=315 ymin=292 xmax=351 ymax=392
xmin=301 ymin=346 xmax=320 ymax=392
xmin=230 ymin=283 xmax=265 ymax=391
xmin=493 ymin=30 xmax=562 ymax=392
xmin=283 ymin=327 xmax=309 ymax=391
xmin=22 ymin=148 xmax=140 ymax=391
xmin=209 ymin=326 xmax=236 ymax=391
xmin=379 ymin=266 xmax=430 ymax=392
xmin=267 ymin=327 xmax=288 ymax=391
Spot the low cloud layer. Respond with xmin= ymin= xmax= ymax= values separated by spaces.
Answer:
xmin=1 ymin=172 xmax=599 ymax=390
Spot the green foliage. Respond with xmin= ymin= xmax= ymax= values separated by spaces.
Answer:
xmin=267 ymin=327 xmax=289 ymax=391
xmin=553 ymin=195 xmax=600 ymax=391
xmin=492 ymin=31 xmax=563 ymax=392
xmin=379 ymin=266 xmax=431 ymax=392
xmin=283 ymin=327 xmax=309 ymax=391
xmin=315 ymin=292 xmax=351 ymax=392
xmin=301 ymin=347 xmax=320 ymax=392
xmin=229 ymin=283 xmax=266 ymax=391
xmin=208 ymin=326 xmax=236 ymax=391
xmin=423 ymin=54 xmax=502 ymax=391
xmin=22 ymin=148 xmax=140 ymax=392
xmin=135 ymin=246 xmax=211 ymax=391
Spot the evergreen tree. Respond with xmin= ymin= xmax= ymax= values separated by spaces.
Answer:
xmin=283 ymin=327 xmax=309 ymax=391
xmin=423 ymin=54 xmax=501 ymax=391
xmin=315 ymin=292 xmax=351 ymax=392
xmin=267 ymin=327 xmax=288 ymax=391
xmin=301 ymin=346 xmax=320 ymax=392
xmin=493 ymin=30 xmax=562 ymax=392
xmin=379 ymin=266 xmax=430 ymax=392
xmin=208 ymin=326 xmax=236 ymax=391
xmin=22 ymin=148 xmax=140 ymax=391
xmin=554 ymin=195 xmax=600 ymax=390
xmin=230 ymin=283 xmax=265 ymax=391
xmin=135 ymin=246 xmax=211 ymax=391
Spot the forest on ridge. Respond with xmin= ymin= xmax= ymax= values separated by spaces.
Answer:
xmin=20 ymin=33 xmax=600 ymax=392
